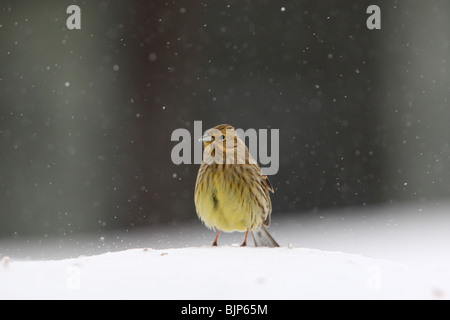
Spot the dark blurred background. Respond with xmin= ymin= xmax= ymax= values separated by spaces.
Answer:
xmin=0 ymin=0 xmax=449 ymax=239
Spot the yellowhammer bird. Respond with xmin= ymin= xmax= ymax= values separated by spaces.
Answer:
xmin=194 ymin=124 xmax=279 ymax=247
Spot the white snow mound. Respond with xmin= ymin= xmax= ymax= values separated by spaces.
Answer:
xmin=1 ymin=246 xmax=448 ymax=299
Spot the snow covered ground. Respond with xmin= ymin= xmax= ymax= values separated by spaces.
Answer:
xmin=1 ymin=203 xmax=450 ymax=299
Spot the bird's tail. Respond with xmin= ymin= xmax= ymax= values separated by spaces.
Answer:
xmin=251 ymin=225 xmax=279 ymax=247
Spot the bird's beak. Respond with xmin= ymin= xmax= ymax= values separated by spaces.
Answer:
xmin=198 ymin=133 xmax=213 ymax=143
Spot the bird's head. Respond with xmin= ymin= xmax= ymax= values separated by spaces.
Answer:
xmin=199 ymin=124 xmax=236 ymax=150
xmin=199 ymin=124 xmax=255 ymax=165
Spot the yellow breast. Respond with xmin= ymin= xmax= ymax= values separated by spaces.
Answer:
xmin=194 ymin=164 xmax=270 ymax=232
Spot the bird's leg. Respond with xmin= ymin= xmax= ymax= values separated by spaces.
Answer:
xmin=241 ymin=229 xmax=249 ymax=247
xmin=212 ymin=230 xmax=221 ymax=246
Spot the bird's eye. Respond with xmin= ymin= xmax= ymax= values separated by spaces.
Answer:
xmin=220 ymin=134 xmax=225 ymax=140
